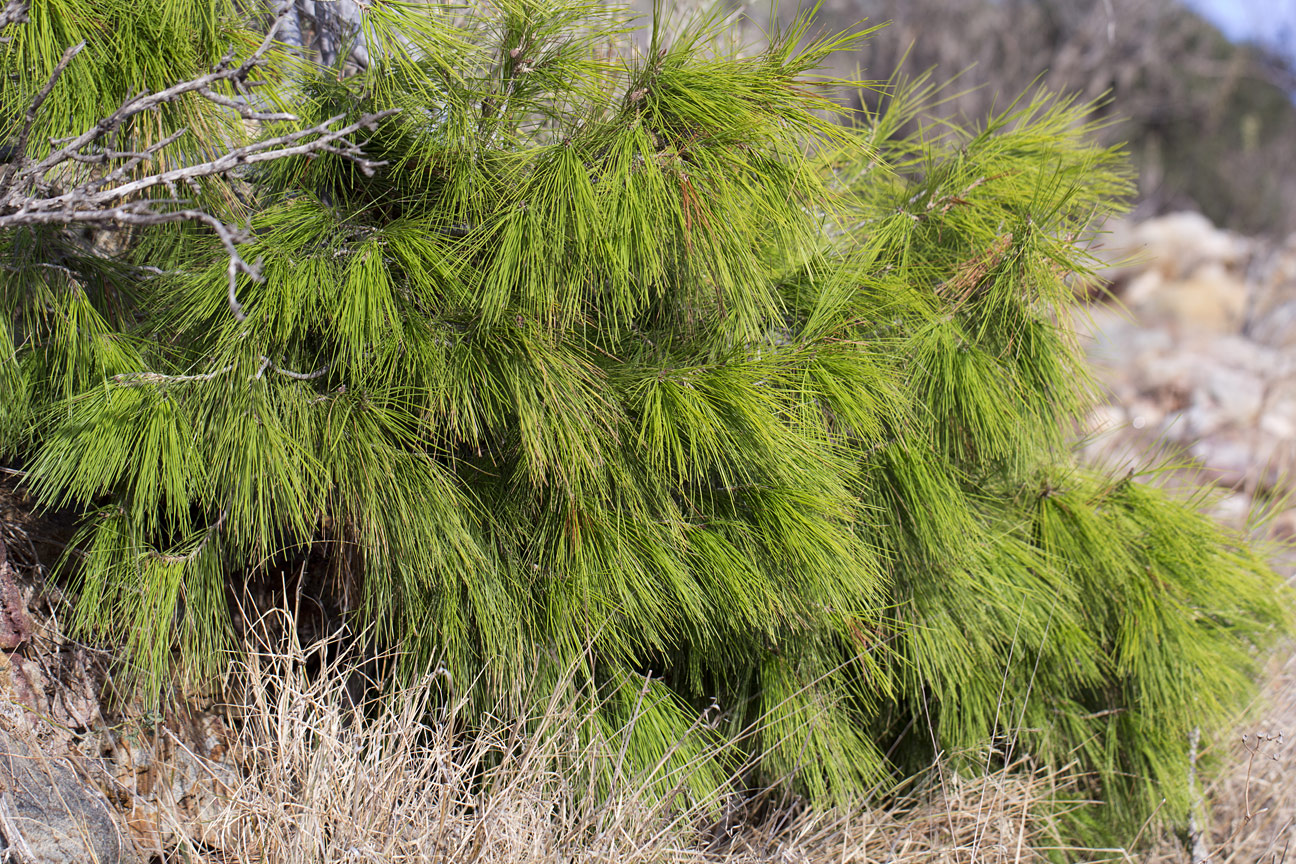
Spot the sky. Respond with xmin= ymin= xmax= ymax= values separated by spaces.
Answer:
xmin=1183 ymin=0 xmax=1296 ymax=61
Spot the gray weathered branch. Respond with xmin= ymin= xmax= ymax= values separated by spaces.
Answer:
xmin=0 ymin=0 xmax=27 ymax=38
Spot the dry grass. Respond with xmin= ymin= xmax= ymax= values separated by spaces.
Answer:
xmin=153 ymin=618 xmax=1099 ymax=864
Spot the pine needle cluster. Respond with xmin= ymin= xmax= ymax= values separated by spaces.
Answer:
xmin=1 ymin=0 xmax=1289 ymax=842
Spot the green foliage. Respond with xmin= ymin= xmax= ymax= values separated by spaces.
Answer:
xmin=0 ymin=0 xmax=245 ymax=193
xmin=0 ymin=0 xmax=1289 ymax=845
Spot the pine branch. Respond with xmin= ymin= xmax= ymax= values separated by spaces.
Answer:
xmin=0 ymin=0 xmax=397 ymax=321
xmin=110 ymin=355 xmax=328 ymax=386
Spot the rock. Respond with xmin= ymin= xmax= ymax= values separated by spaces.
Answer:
xmin=1207 ymin=492 xmax=1253 ymax=528
xmin=1077 ymin=215 xmax=1296 ymax=510
xmin=1245 ymin=234 xmax=1296 ymax=348
xmin=106 ymin=709 xmax=243 ymax=857
xmin=1202 ymin=365 xmax=1266 ymax=425
xmin=1093 ymin=212 xmax=1256 ymax=335
xmin=0 ymin=513 xmax=241 ymax=862
xmin=1209 ymin=335 xmax=1290 ymax=377
xmin=1187 ymin=429 xmax=1293 ymax=493
xmin=1083 ymin=403 xmax=1126 ymax=436
xmin=0 ymin=648 xmax=102 ymax=755
xmin=0 ymin=538 xmax=34 ymax=652
xmin=1259 ymin=380 xmax=1296 ymax=440
xmin=1271 ymin=508 xmax=1296 ymax=543
xmin=0 ymin=727 xmax=135 ymax=864
xmin=1100 ymin=211 xmax=1251 ymax=283
xmin=1120 ymin=267 xmax=1164 ymax=308
xmin=1126 ymin=397 xmax=1167 ymax=430
xmin=1133 ymin=212 xmax=1250 ymax=275
xmin=1250 ymin=299 xmax=1296 ymax=349
xmin=1133 ymin=262 xmax=1250 ymax=334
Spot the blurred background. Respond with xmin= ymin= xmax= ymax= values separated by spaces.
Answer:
xmin=697 ymin=0 xmax=1296 ymax=236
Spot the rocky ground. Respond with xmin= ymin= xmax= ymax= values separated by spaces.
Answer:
xmin=0 ymin=499 xmax=243 ymax=862
xmin=1080 ymin=212 xmax=1296 ymax=542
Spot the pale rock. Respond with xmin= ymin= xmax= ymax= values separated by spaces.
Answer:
xmin=1190 ymin=430 xmax=1292 ymax=493
xmin=1079 ymin=214 xmax=1296 ymax=509
xmin=1084 ymin=404 xmax=1126 ymax=436
xmin=1138 ymin=350 xmax=1198 ymax=394
xmin=1190 ymin=434 xmax=1256 ymax=488
xmin=1126 ymin=397 xmax=1167 ymax=431
xmin=0 ymin=727 xmax=136 ymax=864
xmin=1260 ymin=380 xmax=1296 ymax=440
xmin=1209 ymin=334 xmax=1287 ymax=377
xmin=1245 ymin=234 xmax=1296 ymax=348
xmin=1270 ymin=508 xmax=1296 ymax=542
xmin=1207 ymin=492 xmax=1253 ymax=528
xmin=1260 ymin=409 xmax=1296 ymax=441
xmin=1094 ymin=212 xmax=1249 ymax=286
xmin=1094 ymin=212 xmax=1257 ymax=335
xmin=1129 ymin=325 xmax=1174 ymax=357
xmin=107 ymin=712 xmax=243 ymax=857
xmin=1078 ymin=306 xmax=1141 ymax=368
xmin=1250 ymin=301 xmax=1296 ymax=349
xmin=1140 ymin=263 xmax=1250 ymax=334
xmin=1182 ymin=400 xmax=1222 ymax=439
xmin=1203 ymin=365 xmax=1266 ymax=423
xmin=1122 ymin=268 xmax=1164 ymax=308
xmin=1126 ymin=211 xmax=1249 ymax=278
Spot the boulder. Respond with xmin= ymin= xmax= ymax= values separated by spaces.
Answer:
xmin=1244 ymin=234 xmax=1296 ymax=348
xmin=1138 ymin=263 xmax=1250 ymax=334
xmin=1092 ymin=212 xmax=1255 ymax=334
xmin=0 ymin=727 xmax=134 ymax=864
xmin=1127 ymin=211 xmax=1250 ymax=279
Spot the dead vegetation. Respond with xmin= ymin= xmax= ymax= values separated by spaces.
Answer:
xmin=150 ymin=620 xmax=1092 ymax=864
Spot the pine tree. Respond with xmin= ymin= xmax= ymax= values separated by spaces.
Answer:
xmin=1 ymin=0 xmax=1289 ymax=842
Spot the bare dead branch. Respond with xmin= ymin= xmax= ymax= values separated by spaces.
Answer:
xmin=6 ymin=41 xmax=85 ymax=179
xmin=196 ymin=86 xmax=297 ymax=122
xmin=0 ymin=203 xmax=261 ymax=318
xmin=113 ymin=356 xmax=328 ymax=386
xmin=92 ymin=128 xmax=190 ymax=185
xmin=271 ymin=361 xmax=329 ymax=380
xmin=113 ymin=365 xmax=236 ymax=386
xmin=3 ymin=110 xmax=394 ymax=219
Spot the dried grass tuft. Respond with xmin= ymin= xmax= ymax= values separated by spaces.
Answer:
xmin=156 ymin=617 xmax=1106 ymax=864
